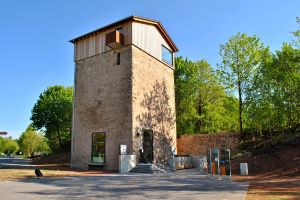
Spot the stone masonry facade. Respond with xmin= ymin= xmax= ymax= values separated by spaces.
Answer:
xmin=131 ymin=45 xmax=177 ymax=165
xmin=71 ymin=44 xmax=176 ymax=170
xmin=71 ymin=46 xmax=133 ymax=170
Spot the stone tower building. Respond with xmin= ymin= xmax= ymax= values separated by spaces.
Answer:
xmin=70 ymin=16 xmax=178 ymax=171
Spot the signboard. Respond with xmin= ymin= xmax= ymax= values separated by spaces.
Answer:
xmin=120 ymin=145 xmax=127 ymax=155
xmin=240 ymin=163 xmax=248 ymax=175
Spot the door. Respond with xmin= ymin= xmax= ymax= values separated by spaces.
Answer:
xmin=142 ymin=130 xmax=153 ymax=163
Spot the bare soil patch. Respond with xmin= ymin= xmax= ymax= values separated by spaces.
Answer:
xmin=232 ymin=146 xmax=300 ymax=200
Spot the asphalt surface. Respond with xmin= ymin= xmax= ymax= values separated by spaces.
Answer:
xmin=0 ymin=157 xmax=33 ymax=169
xmin=0 ymin=173 xmax=248 ymax=200
xmin=0 ymin=158 xmax=248 ymax=199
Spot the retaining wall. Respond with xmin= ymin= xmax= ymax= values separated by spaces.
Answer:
xmin=177 ymin=133 xmax=240 ymax=156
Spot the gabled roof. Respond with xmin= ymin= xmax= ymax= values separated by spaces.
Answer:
xmin=69 ymin=15 xmax=178 ymax=52
xmin=0 ymin=131 xmax=7 ymax=135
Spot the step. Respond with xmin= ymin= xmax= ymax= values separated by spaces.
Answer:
xmin=129 ymin=163 xmax=174 ymax=174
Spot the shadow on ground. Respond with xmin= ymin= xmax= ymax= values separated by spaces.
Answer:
xmin=2 ymin=174 xmax=248 ymax=200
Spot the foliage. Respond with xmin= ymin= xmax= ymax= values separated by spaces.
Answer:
xmin=175 ymin=18 xmax=299 ymax=140
xmin=292 ymin=17 xmax=300 ymax=47
xmin=18 ymin=125 xmax=50 ymax=157
xmin=217 ymin=32 xmax=264 ymax=136
xmin=0 ymin=137 xmax=4 ymax=153
xmin=175 ymin=57 xmax=238 ymax=135
xmin=31 ymin=85 xmax=73 ymax=152
xmin=1 ymin=137 xmax=19 ymax=154
xmin=245 ymin=44 xmax=300 ymax=136
xmin=175 ymin=57 xmax=199 ymax=134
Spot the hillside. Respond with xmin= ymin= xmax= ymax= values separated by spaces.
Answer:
xmin=232 ymin=145 xmax=300 ymax=176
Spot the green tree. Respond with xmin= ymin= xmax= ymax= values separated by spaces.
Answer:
xmin=272 ymin=44 xmax=300 ymax=129
xmin=292 ymin=17 xmax=300 ymax=47
xmin=217 ymin=32 xmax=264 ymax=137
xmin=222 ymin=96 xmax=239 ymax=131
xmin=194 ymin=60 xmax=235 ymax=133
xmin=247 ymin=44 xmax=300 ymax=133
xmin=2 ymin=137 xmax=19 ymax=155
xmin=0 ymin=137 xmax=4 ymax=154
xmin=31 ymin=85 xmax=73 ymax=152
xmin=175 ymin=57 xmax=239 ymax=135
xmin=175 ymin=57 xmax=199 ymax=134
xmin=19 ymin=125 xmax=50 ymax=157
xmin=245 ymin=48 xmax=275 ymax=135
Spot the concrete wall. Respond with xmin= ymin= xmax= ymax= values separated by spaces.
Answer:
xmin=119 ymin=154 xmax=136 ymax=173
xmin=131 ymin=45 xmax=177 ymax=165
xmin=191 ymin=155 xmax=207 ymax=174
xmin=71 ymin=46 xmax=133 ymax=170
xmin=177 ymin=133 xmax=240 ymax=156
xmin=174 ymin=156 xmax=193 ymax=170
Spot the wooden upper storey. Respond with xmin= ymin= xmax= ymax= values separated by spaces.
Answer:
xmin=70 ymin=16 xmax=178 ymax=67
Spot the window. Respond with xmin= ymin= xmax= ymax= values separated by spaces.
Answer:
xmin=116 ymin=27 xmax=123 ymax=33
xmin=162 ymin=45 xmax=173 ymax=66
xmin=91 ymin=132 xmax=105 ymax=163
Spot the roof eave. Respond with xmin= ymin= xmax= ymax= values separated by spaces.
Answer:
xmin=69 ymin=15 xmax=178 ymax=52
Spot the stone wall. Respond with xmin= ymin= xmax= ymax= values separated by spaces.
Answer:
xmin=177 ymin=133 xmax=240 ymax=156
xmin=131 ymin=45 xmax=177 ymax=165
xmin=71 ymin=44 xmax=177 ymax=170
xmin=71 ymin=46 xmax=133 ymax=170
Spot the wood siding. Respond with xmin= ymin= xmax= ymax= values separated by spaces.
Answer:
xmin=132 ymin=22 xmax=173 ymax=66
xmin=74 ymin=22 xmax=132 ymax=61
xmin=73 ymin=21 xmax=174 ymax=67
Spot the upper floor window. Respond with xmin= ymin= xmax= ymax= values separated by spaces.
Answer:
xmin=162 ymin=45 xmax=173 ymax=66
xmin=116 ymin=27 xmax=123 ymax=34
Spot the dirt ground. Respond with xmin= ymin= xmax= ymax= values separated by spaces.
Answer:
xmin=0 ymin=168 xmax=112 ymax=181
xmin=231 ymin=145 xmax=300 ymax=200
xmin=233 ymin=171 xmax=300 ymax=200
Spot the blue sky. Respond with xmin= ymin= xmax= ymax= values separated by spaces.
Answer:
xmin=0 ymin=0 xmax=299 ymax=139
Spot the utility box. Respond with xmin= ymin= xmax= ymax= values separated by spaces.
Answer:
xmin=207 ymin=148 xmax=231 ymax=180
xmin=119 ymin=154 xmax=136 ymax=173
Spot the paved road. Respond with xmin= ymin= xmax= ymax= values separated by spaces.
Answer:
xmin=0 ymin=158 xmax=33 ymax=169
xmin=0 ymin=174 xmax=248 ymax=200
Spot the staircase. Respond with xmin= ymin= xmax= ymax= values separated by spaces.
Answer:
xmin=153 ymin=163 xmax=175 ymax=173
xmin=129 ymin=163 xmax=175 ymax=174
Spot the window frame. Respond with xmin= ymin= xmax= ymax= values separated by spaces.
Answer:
xmin=91 ymin=132 xmax=106 ymax=164
xmin=115 ymin=27 xmax=123 ymax=34
xmin=161 ymin=44 xmax=173 ymax=66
